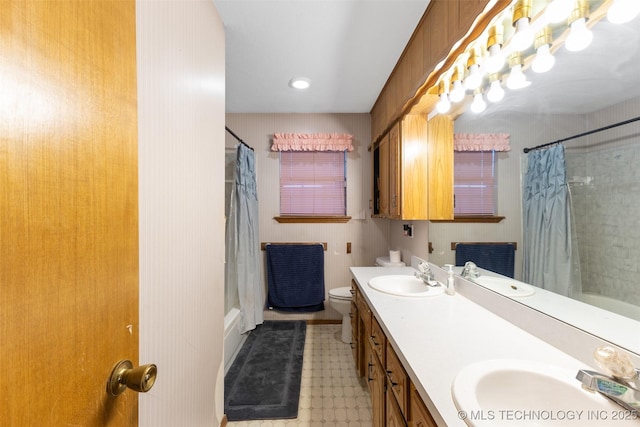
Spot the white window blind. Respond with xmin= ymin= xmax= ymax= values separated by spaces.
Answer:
xmin=454 ymin=151 xmax=495 ymax=215
xmin=280 ymin=151 xmax=346 ymax=215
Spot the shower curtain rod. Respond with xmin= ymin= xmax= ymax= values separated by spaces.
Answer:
xmin=225 ymin=126 xmax=254 ymax=151
xmin=523 ymin=116 xmax=640 ymax=153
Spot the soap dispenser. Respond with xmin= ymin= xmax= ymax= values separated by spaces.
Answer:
xmin=444 ymin=264 xmax=455 ymax=295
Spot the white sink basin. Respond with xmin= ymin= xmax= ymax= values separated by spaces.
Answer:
xmin=368 ymin=275 xmax=444 ymax=297
xmin=472 ymin=276 xmax=535 ymax=298
xmin=452 ymin=359 xmax=638 ymax=426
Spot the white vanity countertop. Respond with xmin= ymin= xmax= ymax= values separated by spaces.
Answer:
xmin=350 ymin=266 xmax=597 ymax=427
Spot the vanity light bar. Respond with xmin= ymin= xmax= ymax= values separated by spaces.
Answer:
xmin=432 ymin=0 xmax=620 ymax=116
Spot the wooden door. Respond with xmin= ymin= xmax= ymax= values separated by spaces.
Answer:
xmin=0 ymin=1 xmax=139 ymax=426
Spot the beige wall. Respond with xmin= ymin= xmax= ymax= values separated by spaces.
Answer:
xmin=137 ymin=1 xmax=226 ymax=425
xmin=226 ymin=113 xmax=389 ymax=321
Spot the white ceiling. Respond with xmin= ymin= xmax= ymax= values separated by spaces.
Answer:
xmin=214 ymin=0 xmax=431 ymax=113
xmin=214 ymin=1 xmax=640 ymax=115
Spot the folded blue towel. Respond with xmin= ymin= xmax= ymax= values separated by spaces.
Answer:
xmin=455 ymin=243 xmax=515 ymax=278
xmin=266 ymin=244 xmax=325 ymax=312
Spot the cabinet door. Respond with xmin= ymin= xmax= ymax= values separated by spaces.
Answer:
xmin=426 ymin=115 xmax=454 ymax=219
xmin=378 ymin=134 xmax=390 ymax=217
xmin=386 ymin=342 xmax=409 ymax=418
xmin=409 ymin=383 xmax=438 ymax=427
xmin=370 ymin=316 xmax=386 ymax=367
xmin=387 ymin=389 xmax=408 ymax=427
xmin=389 ymin=123 xmax=401 ymax=219
xmin=350 ymin=300 xmax=359 ymax=368
xmin=368 ymin=345 xmax=386 ymax=427
xmin=400 ymin=114 xmax=429 ymax=219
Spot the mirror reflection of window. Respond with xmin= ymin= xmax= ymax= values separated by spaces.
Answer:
xmin=453 ymin=151 xmax=496 ymax=216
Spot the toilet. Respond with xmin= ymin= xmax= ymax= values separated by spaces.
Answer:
xmin=329 ymin=287 xmax=353 ymax=343
xmin=330 ymin=256 xmax=407 ymax=344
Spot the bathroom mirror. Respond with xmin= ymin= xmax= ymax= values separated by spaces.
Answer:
xmin=450 ymin=13 xmax=640 ymax=355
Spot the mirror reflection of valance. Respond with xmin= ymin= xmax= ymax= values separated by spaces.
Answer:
xmin=454 ymin=133 xmax=510 ymax=152
xmin=271 ymin=133 xmax=354 ymax=152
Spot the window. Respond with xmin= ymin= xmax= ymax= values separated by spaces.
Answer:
xmin=279 ymin=151 xmax=346 ymax=216
xmin=454 ymin=151 xmax=496 ymax=215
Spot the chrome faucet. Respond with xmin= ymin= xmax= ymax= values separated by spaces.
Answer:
xmin=414 ymin=261 xmax=436 ymax=285
xmin=460 ymin=261 xmax=480 ymax=279
xmin=576 ymin=346 xmax=640 ymax=415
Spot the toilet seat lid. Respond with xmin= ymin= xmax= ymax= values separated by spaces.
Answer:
xmin=329 ymin=287 xmax=352 ymax=299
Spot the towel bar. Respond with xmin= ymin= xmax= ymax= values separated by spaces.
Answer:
xmin=261 ymin=242 xmax=327 ymax=251
xmin=451 ymin=242 xmax=517 ymax=250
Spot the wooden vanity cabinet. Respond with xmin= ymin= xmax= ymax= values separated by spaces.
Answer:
xmin=370 ymin=316 xmax=386 ymax=367
xmin=387 ymin=389 xmax=407 ymax=427
xmin=368 ymin=340 xmax=386 ymax=427
xmin=386 ymin=342 xmax=409 ymax=417
xmin=409 ymin=383 xmax=438 ymax=427
xmin=350 ymin=281 xmax=359 ymax=369
xmin=353 ymin=285 xmax=440 ymax=427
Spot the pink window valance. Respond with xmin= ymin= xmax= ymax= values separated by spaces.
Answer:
xmin=454 ymin=133 xmax=510 ymax=152
xmin=271 ymin=133 xmax=354 ymax=152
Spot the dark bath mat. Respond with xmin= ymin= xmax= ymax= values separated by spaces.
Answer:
xmin=224 ymin=320 xmax=306 ymax=421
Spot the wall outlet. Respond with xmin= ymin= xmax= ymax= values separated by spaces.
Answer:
xmin=403 ymin=224 xmax=413 ymax=238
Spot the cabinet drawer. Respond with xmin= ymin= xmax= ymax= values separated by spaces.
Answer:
xmin=370 ymin=316 xmax=386 ymax=366
xmin=386 ymin=341 xmax=409 ymax=418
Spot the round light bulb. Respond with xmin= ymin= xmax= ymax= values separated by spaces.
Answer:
xmin=288 ymin=78 xmax=311 ymax=89
xmin=449 ymin=80 xmax=465 ymax=103
xmin=487 ymin=80 xmax=505 ymax=103
xmin=511 ymin=18 xmax=534 ymax=51
xmin=531 ymin=43 xmax=555 ymax=73
xmin=470 ymin=92 xmax=487 ymax=114
xmin=545 ymin=0 xmax=573 ymax=23
xmin=484 ymin=44 xmax=505 ymax=73
xmin=436 ymin=93 xmax=451 ymax=114
xmin=565 ymin=18 xmax=593 ymax=52
xmin=607 ymin=0 xmax=640 ymax=24
xmin=464 ymin=64 xmax=483 ymax=91
xmin=506 ymin=64 xmax=531 ymax=90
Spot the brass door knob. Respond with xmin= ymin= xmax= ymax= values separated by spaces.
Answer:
xmin=107 ymin=359 xmax=158 ymax=396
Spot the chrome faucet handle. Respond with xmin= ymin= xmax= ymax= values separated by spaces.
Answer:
xmin=594 ymin=346 xmax=638 ymax=382
xmin=415 ymin=262 xmax=434 ymax=282
xmin=461 ymin=261 xmax=480 ymax=279
xmin=576 ymin=346 xmax=640 ymax=415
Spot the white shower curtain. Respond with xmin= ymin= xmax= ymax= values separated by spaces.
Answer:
xmin=225 ymin=143 xmax=264 ymax=334
xmin=522 ymin=144 xmax=582 ymax=298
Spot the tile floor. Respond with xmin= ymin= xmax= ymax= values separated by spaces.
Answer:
xmin=227 ymin=324 xmax=372 ymax=427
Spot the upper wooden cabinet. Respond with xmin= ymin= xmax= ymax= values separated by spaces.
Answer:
xmin=372 ymin=115 xmax=453 ymax=220
xmin=370 ymin=0 xmax=491 ymax=142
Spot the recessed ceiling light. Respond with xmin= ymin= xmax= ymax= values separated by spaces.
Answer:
xmin=288 ymin=78 xmax=311 ymax=90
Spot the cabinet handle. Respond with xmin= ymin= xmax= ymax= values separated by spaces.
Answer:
xmin=386 ymin=370 xmax=398 ymax=386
